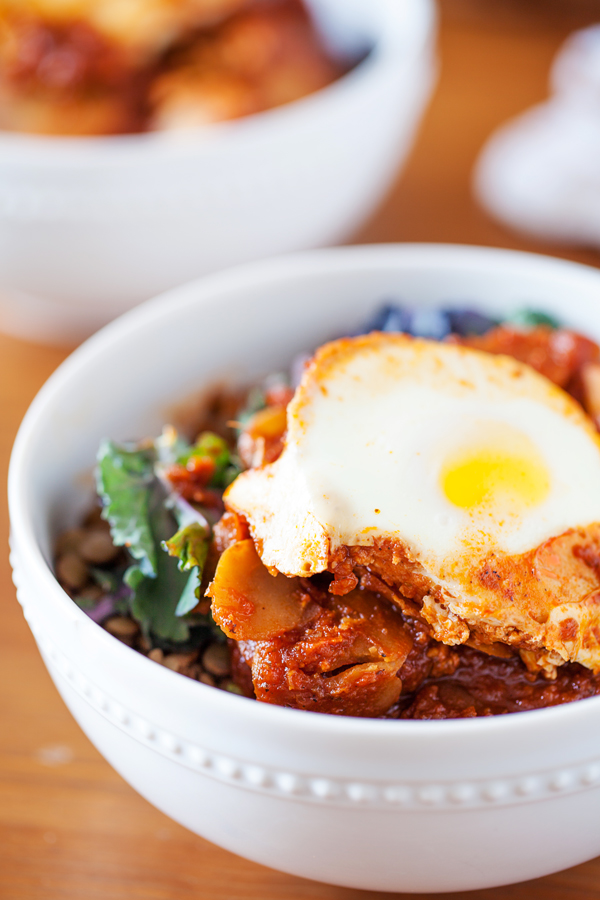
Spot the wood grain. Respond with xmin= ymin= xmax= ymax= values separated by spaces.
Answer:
xmin=3 ymin=3 xmax=600 ymax=898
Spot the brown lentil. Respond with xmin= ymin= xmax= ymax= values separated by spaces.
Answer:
xmin=138 ymin=634 xmax=152 ymax=653
xmin=55 ymin=527 xmax=86 ymax=555
xmin=103 ymin=616 xmax=140 ymax=646
xmin=78 ymin=528 xmax=120 ymax=565
xmin=76 ymin=584 xmax=103 ymax=603
xmin=83 ymin=506 xmax=107 ymax=528
xmin=148 ymin=648 xmax=164 ymax=664
xmin=202 ymin=642 xmax=231 ymax=677
xmin=162 ymin=652 xmax=199 ymax=673
xmin=56 ymin=551 xmax=89 ymax=590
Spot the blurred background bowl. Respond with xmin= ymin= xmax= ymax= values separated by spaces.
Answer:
xmin=0 ymin=0 xmax=436 ymax=346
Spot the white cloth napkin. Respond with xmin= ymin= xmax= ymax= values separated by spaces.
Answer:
xmin=474 ymin=25 xmax=600 ymax=247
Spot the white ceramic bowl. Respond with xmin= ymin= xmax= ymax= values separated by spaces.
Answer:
xmin=0 ymin=0 xmax=436 ymax=345
xmin=11 ymin=244 xmax=600 ymax=893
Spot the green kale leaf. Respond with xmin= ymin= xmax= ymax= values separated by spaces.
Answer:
xmin=96 ymin=440 xmax=157 ymax=578
xmin=174 ymin=571 xmax=201 ymax=618
xmin=129 ymin=501 xmax=191 ymax=642
xmin=162 ymin=521 xmax=211 ymax=618
xmin=162 ymin=521 xmax=210 ymax=573
xmin=506 ymin=308 xmax=561 ymax=330
xmin=96 ymin=438 xmax=198 ymax=642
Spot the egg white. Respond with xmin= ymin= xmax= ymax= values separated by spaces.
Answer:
xmin=225 ymin=333 xmax=600 ymax=580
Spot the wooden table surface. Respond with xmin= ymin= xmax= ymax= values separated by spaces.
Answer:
xmin=3 ymin=3 xmax=600 ymax=898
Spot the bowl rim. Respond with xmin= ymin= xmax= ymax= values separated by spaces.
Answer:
xmin=0 ymin=0 xmax=435 ymax=160
xmin=11 ymin=241 xmax=600 ymax=743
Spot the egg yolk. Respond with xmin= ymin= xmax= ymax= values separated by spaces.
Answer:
xmin=441 ymin=429 xmax=550 ymax=513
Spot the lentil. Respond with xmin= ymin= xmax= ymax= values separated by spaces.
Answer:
xmin=202 ymin=643 xmax=231 ymax=678
xmin=55 ymin=527 xmax=86 ymax=555
xmin=163 ymin=652 xmax=199 ymax=674
xmin=103 ymin=617 xmax=140 ymax=646
xmin=78 ymin=528 xmax=120 ymax=565
xmin=56 ymin=551 xmax=89 ymax=590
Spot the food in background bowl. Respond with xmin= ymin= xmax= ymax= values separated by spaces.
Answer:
xmin=0 ymin=0 xmax=348 ymax=135
xmin=0 ymin=0 xmax=436 ymax=344
xmin=55 ymin=301 xmax=600 ymax=719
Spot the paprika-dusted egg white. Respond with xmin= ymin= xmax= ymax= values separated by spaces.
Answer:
xmin=227 ymin=333 xmax=600 ymax=577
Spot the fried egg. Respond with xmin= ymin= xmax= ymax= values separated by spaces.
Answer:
xmin=226 ymin=333 xmax=600 ymax=671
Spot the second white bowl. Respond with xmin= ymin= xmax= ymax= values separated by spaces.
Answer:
xmin=0 ymin=0 xmax=436 ymax=345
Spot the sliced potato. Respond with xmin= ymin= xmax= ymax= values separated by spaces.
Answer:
xmin=207 ymin=539 xmax=317 ymax=640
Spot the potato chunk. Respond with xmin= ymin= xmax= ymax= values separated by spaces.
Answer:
xmin=208 ymin=539 xmax=318 ymax=640
xmin=208 ymin=539 xmax=413 ymax=716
